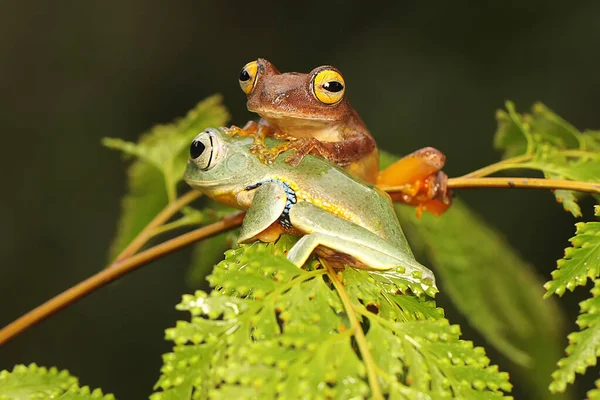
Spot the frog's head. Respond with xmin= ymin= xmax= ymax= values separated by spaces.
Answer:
xmin=237 ymin=58 xmax=353 ymax=134
xmin=184 ymin=127 xmax=259 ymax=196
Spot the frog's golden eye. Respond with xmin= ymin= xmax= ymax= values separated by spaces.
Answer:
xmin=190 ymin=129 xmax=223 ymax=170
xmin=312 ymin=69 xmax=346 ymax=105
xmin=239 ymin=61 xmax=259 ymax=95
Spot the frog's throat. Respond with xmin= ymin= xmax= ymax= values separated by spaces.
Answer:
xmin=245 ymin=179 xmax=297 ymax=229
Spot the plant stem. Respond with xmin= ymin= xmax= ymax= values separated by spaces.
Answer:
xmin=0 ymin=212 xmax=245 ymax=348
xmin=458 ymin=149 xmax=597 ymax=179
xmin=381 ymin=177 xmax=600 ymax=195
xmin=447 ymin=177 xmax=600 ymax=193
xmin=323 ymin=261 xmax=383 ymax=400
xmin=458 ymin=154 xmax=533 ymax=178
xmin=112 ymin=190 xmax=202 ymax=263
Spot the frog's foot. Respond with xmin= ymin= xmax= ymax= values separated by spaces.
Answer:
xmin=409 ymin=171 xmax=452 ymax=217
xmin=252 ymin=140 xmax=299 ymax=165
xmin=224 ymin=121 xmax=255 ymax=138
xmin=377 ymin=147 xmax=452 ymax=216
xmin=283 ymin=137 xmax=324 ymax=167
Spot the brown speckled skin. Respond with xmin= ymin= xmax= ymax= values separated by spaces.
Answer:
xmin=244 ymin=58 xmax=379 ymax=182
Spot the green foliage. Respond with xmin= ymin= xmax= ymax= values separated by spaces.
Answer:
xmin=549 ymin=280 xmax=600 ymax=394
xmin=494 ymin=103 xmax=600 ymax=396
xmin=380 ymin=151 xmax=566 ymax=399
xmin=494 ymin=101 xmax=600 ymax=217
xmin=545 ymin=207 xmax=600 ymax=297
xmin=10 ymin=99 xmax=598 ymax=398
xmin=152 ymin=237 xmax=512 ymax=399
xmin=103 ymin=95 xmax=229 ymax=258
xmin=0 ymin=364 xmax=114 ymax=400
xmin=544 ymin=206 xmax=600 ymax=395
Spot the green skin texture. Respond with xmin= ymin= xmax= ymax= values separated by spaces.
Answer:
xmin=184 ymin=127 xmax=435 ymax=286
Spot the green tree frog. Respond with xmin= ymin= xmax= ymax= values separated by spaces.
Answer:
xmin=184 ymin=127 xmax=435 ymax=287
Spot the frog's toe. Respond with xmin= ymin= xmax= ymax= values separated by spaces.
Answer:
xmin=284 ymin=152 xmax=304 ymax=167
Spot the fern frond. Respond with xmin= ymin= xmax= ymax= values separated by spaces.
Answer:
xmin=494 ymin=102 xmax=600 ymax=216
xmin=152 ymin=237 xmax=512 ymax=399
xmin=550 ymin=280 xmax=600 ymax=393
xmin=544 ymin=207 xmax=600 ymax=297
xmin=0 ymin=364 xmax=115 ymax=400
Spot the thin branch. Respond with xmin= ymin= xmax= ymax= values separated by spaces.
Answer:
xmin=112 ymin=190 xmax=202 ymax=263
xmin=381 ymin=177 xmax=600 ymax=195
xmin=459 ymin=150 xmax=598 ymax=179
xmin=458 ymin=154 xmax=533 ymax=179
xmin=447 ymin=177 xmax=600 ymax=193
xmin=0 ymin=212 xmax=245 ymax=347
xmin=323 ymin=261 xmax=384 ymax=400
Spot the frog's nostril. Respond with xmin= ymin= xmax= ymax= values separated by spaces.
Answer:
xmin=190 ymin=140 xmax=205 ymax=159
xmin=274 ymin=93 xmax=288 ymax=103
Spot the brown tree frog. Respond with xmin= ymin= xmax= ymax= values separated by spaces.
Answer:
xmin=229 ymin=58 xmax=452 ymax=215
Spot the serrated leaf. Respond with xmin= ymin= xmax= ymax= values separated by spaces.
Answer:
xmin=105 ymin=95 xmax=229 ymax=259
xmin=550 ymin=280 xmax=600 ymax=393
xmin=153 ymin=237 xmax=511 ymax=399
xmin=493 ymin=102 xmax=533 ymax=158
xmin=553 ymin=188 xmax=582 ymax=218
xmin=493 ymin=102 xmax=599 ymax=217
xmin=544 ymin=208 xmax=600 ymax=297
xmin=0 ymin=364 xmax=115 ymax=400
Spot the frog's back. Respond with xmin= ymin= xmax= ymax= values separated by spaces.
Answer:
xmin=271 ymin=152 xmax=412 ymax=254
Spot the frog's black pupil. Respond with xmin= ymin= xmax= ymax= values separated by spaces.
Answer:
xmin=323 ymin=81 xmax=344 ymax=93
xmin=190 ymin=140 xmax=205 ymax=159
xmin=239 ymin=69 xmax=250 ymax=82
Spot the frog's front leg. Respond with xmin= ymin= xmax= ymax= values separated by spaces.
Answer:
xmin=225 ymin=119 xmax=275 ymax=155
xmin=284 ymin=130 xmax=376 ymax=167
xmin=238 ymin=181 xmax=288 ymax=244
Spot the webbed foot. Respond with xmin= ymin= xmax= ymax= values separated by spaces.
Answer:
xmin=377 ymin=147 xmax=453 ymax=216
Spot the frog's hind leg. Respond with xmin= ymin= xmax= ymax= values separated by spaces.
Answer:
xmin=377 ymin=147 xmax=452 ymax=216
xmin=288 ymin=201 xmax=435 ymax=284
xmin=287 ymin=232 xmax=411 ymax=271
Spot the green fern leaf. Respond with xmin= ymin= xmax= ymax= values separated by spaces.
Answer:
xmin=544 ymin=207 xmax=600 ymax=297
xmin=380 ymin=150 xmax=565 ymax=398
xmin=582 ymin=131 xmax=600 ymax=152
xmin=550 ymin=280 xmax=600 ymax=393
xmin=0 ymin=364 xmax=115 ymax=400
xmin=493 ymin=102 xmax=599 ymax=216
xmin=153 ymin=237 xmax=512 ymax=399
xmin=103 ymin=95 xmax=229 ymax=258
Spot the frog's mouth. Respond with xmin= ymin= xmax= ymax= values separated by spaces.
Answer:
xmin=252 ymin=109 xmax=338 ymax=122
xmin=252 ymin=113 xmax=345 ymax=142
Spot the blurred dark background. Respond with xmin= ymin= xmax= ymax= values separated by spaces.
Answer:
xmin=1 ymin=1 xmax=599 ymax=398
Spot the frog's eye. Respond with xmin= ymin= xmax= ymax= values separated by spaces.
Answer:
xmin=312 ymin=68 xmax=346 ymax=105
xmin=239 ymin=60 xmax=259 ymax=95
xmin=190 ymin=129 xmax=222 ymax=170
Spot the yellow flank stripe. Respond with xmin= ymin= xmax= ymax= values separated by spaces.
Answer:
xmin=272 ymin=176 xmax=359 ymax=225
